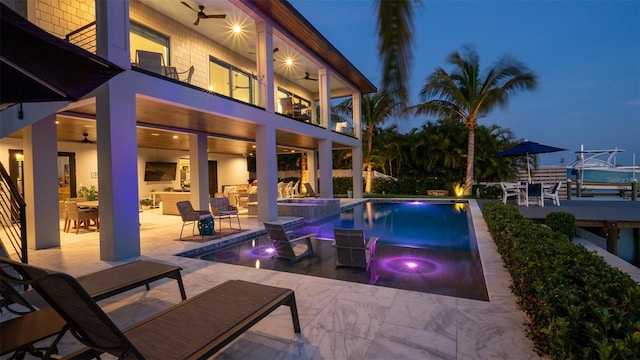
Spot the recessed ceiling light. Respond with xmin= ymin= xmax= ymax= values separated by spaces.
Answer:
xmin=172 ymin=135 xmax=178 ymax=139
xmin=151 ymin=133 xmax=160 ymax=136
xmin=232 ymin=24 xmax=242 ymax=34
xmin=252 ymin=145 xmax=256 ymax=149
xmin=285 ymin=58 xmax=293 ymax=66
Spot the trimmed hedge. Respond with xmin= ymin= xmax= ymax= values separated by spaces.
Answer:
xmin=482 ymin=202 xmax=640 ymax=359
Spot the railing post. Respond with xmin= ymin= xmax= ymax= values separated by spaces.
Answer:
xmin=632 ymin=181 xmax=637 ymax=201
xmin=566 ymin=180 xmax=572 ymax=200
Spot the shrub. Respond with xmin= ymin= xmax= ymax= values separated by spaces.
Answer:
xmin=474 ymin=184 xmax=502 ymax=199
xmin=372 ymin=178 xmax=398 ymax=194
xmin=333 ymin=177 xmax=353 ymax=195
xmin=545 ymin=212 xmax=576 ymax=241
xmin=482 ymin=202 xmax=640 ymax=359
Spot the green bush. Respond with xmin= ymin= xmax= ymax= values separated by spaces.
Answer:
xmin=482 ymin=202 xmax=640 ymax=359
xmin=372 ymin=178 xmax=399 ymax=194
xmin=333 ymin=177 xmax=353 ymax=195
xmin=545 ymin=212 xmax=576 ymax=241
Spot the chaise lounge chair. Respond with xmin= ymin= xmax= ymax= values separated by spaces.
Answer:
xmin=303 ymin=182 xmax=319 ymax=198
xmin=263 ymin=222 xmax=315 ymax=262
xmin=1 ymin=258 xmax=187 ymax=359
xmin=333 ymin=228 xmax=379 ymax=284
xmin=0 ymin=258 xmax=301 ymax=360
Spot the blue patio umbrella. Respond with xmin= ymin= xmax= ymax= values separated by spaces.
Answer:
xmin=495 ymin=141 xmax=566 ymax=182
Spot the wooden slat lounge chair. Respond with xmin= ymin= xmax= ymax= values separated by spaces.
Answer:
xmin=1 ymin=258 xmax=187 ymax=359
xmin=333 ymin=228 xmax=379 ymax=284
xmin=263 ymin=222 xmax=315 ymax=262
xmin=1 ymin=258 xmax=300 ymax=360
xmin=303 ymin=182 xmax=319 ymax=197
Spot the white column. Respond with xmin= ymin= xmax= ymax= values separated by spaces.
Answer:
xmin=318 ymin=68 xmax=330 ymax=129
xmin=305 ymin=150 xmax=317 ymax=195
xmin=189 ymin=133 xmax=209 ymax=211
xmin=318 ymin=139 xmax=333 ymax=198
xmin=95 ymin=0 xmax=140 ymax=260
xmin=255 ymin=22 xmax=275 ymax=113
xmin=22 ymin=115 xmax=60 ymax=249
xmin=255 ymin=122 xmax=278 ymax=222
xmin=351 ymin=92 xmax=363 ymax=198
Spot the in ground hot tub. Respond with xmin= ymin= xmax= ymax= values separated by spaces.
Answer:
xmin=277 ymin=198 xmax=340 ymax=220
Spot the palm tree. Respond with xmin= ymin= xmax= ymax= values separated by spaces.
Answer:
xmin=336 ymin=92 xmax=399 ymax=193
xmin=410 ymin=45 xmax=538 ymax=195
xmin=375 ymin=0 xmax=421 ymax=107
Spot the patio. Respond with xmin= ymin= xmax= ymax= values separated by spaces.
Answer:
xmin=6 ymin=200 xmax=541 ymax=359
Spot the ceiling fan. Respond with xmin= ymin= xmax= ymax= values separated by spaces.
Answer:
xmin=297 ymin=72 xmax=318 ymax=81
xmin=181 ymin=1 xmax=226 ymax=26
xmin=79 ymin=132 xmax=95 ymax=144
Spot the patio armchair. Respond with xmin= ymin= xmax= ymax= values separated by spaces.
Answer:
xmin=263 ymin=222 xmax=315 ymax=262
xmin=543 ymin=181 xmax=562 ymax=206
xmin=333 ymin=228 xmax=379 ymax=284
xmin=209 ymin=197 xmax=241 ymax=232
xmin=135 ymin=49 xmax=164 ymax=74
xmin=176 ymin=200 xmax=214 ymax=240
xmin=176 ymin=65 xmax=195 ymax=84
xmin=500 ymin=182 xmax=520 ymax=205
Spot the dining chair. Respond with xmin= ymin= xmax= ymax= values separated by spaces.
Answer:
xmin=65 ymin=202 xmax=99 ymax=234
xmin=524 ymin=183 xmax=544 ymax=207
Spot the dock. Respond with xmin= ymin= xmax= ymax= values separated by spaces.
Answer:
xmin=515 ymin=200 xmax=640 ymax=264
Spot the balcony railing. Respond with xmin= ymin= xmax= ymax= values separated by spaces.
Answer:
xmin=65 ymin=21 xmax=96 ymax=53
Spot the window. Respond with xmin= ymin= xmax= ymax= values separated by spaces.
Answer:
xmin=130 ymin=22 xmax=169 ymax=65
xmin=209 ymin=57 xmax=259 ymax=105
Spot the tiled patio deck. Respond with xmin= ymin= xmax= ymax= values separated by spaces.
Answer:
xmin=5 ymin=200 xmax=545 ymax=359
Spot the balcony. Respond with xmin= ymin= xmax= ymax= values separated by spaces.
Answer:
xmin=60 ymin=0 xmax=367 ymax=136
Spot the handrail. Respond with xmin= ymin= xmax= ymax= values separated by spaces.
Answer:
xmin=0 ymin=162 xmax=27 ymax=263
xmin=65 ymin=21 xmax=96 ymax=53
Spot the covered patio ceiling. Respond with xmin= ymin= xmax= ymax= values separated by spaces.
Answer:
xmin=5 ymin=98 xmax=353 ymax=156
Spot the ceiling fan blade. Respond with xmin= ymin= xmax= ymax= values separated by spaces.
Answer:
xmin=181 ymin=1 xmax=198 ymax=12
xmin=194 ymin=17 xmax=200 ymax=26
xmin=204 ymin=14 xmax=226 ymax=19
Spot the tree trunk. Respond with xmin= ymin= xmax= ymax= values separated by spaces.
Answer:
xmin=464 ymin=125 xmax=475 ymax=196
xmin=365 ymin=165 xmax=373 ymax=193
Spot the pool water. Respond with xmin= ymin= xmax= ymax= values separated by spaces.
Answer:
xmin=197 ymin=200 xmax=489 ymax=301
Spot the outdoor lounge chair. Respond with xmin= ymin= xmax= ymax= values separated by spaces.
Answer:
xmin=0 ymin=258 xmax=300 ymax=360
xmin=176 ymin=200 xmax=214 ymax=240
xmin=209 ymin=197 xmax=241 ymax=232
xmin=543 ymin=181 xmax=562 ymax=206
xmin=303 ymin=182 xmax=319 ymax=197
xmin=0 ymin=258 xmax=187 ymax=358
xmin=263 ymin=222 xmax=315 ymax=262
xmin=333 ymin=228 xmax=379 ymax=284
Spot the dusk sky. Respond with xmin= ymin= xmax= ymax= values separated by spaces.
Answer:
xmin=290 ymin=0 xmax=640 ymax=166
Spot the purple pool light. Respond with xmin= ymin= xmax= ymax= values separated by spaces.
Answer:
xmin=380 ymin=256 xmax=440 ymax=275
xmin=247 ymin=246 xmax=276 ymax=258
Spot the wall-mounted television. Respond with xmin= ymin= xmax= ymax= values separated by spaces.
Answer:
xmin=144 ymin=162 xmax=177 ymax=181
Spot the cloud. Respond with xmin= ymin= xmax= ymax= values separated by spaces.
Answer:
xmin=626 ymin=99 xmax=640 ymax=106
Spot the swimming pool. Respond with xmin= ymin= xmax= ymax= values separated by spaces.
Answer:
xmin=193 ymin=200 xmax=488 ymax=301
